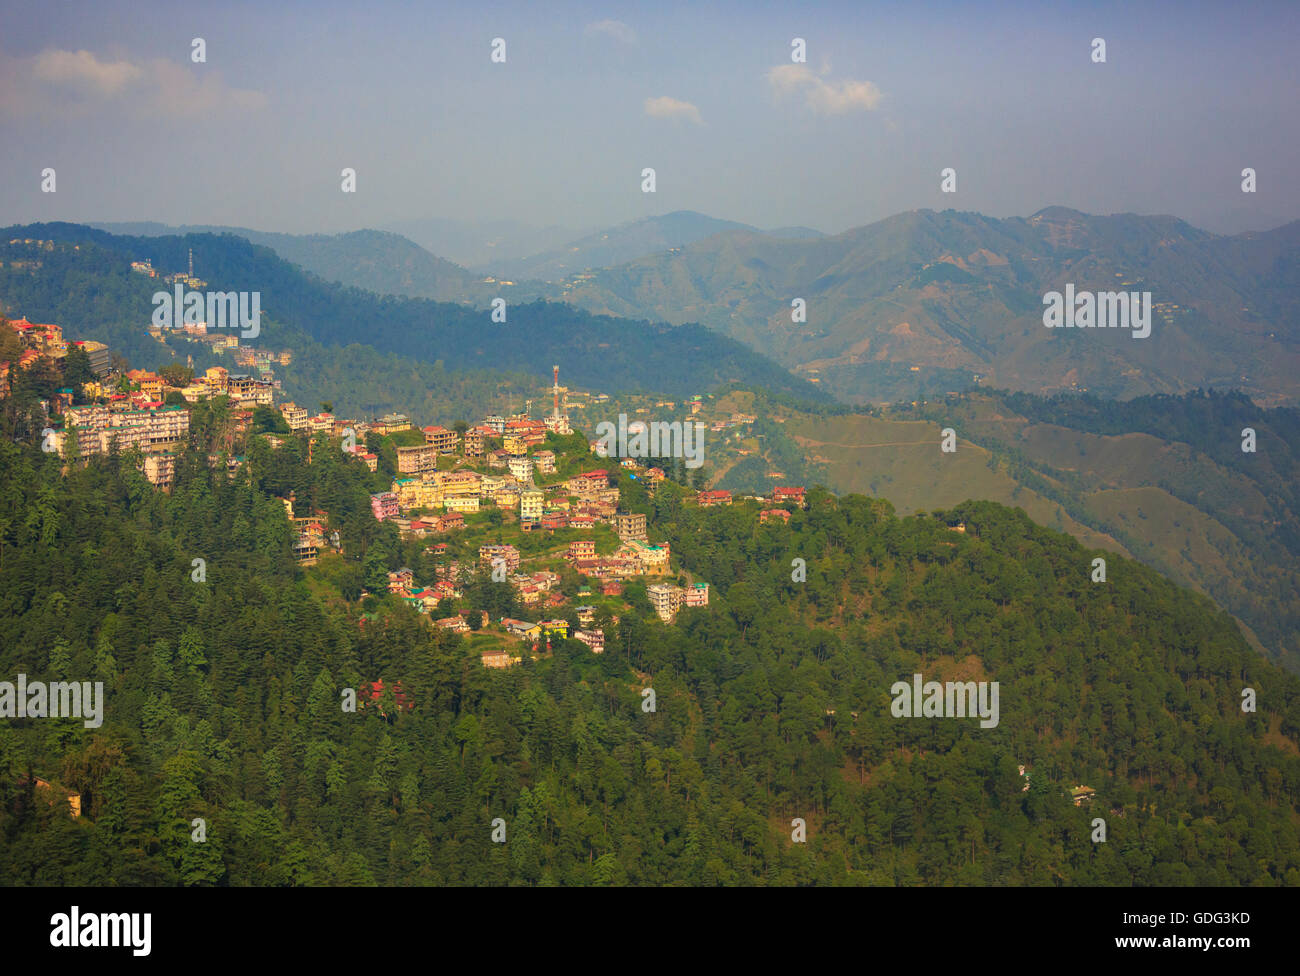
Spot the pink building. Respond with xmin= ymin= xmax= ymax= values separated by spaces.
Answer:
xmin=370 ymin=491 xmax=399 ymax=521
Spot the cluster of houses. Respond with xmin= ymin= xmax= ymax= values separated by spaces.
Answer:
xmin=147 ymin=320 xmax=240 ymax=353
xmin=478 ymin=545 xmax=576 ymax=608
xmin=348 ymin=399 xmax=729 ymax=663
xmin=88 ymin=365 xmax=276 ymax=409
xmin=129 ymin=256 xmax=205 ymax=289
xmin=281 ymin=495 xmax=341 ymax=565
xmin=377 ymin=549 xmax=606 ymax=669
xmin=4 ymin=308 xmax=786 ymax=668
xmin=385 ymin=565 xmax=463 ymax=616
xmin=231 ymin=344 xmax=292 ymax=383
xmin=285 ymin=398 xmax=783 ymax=651
xmin=46 ymin=363 xmax=286 ymax=489
xmin=135 ymin=258 xmax=300 ymax=363
xmin=366 ymin=412 xmax=624 ymax=530
xmin=176 ymin=366 xmax=274 ymax=406
xmin=563 ymin=534 xmax=671 ymax=580
xmin=1 ymin=315 xmax=287 ymax=490
xmin=277 ymin=402 xmax=389 ymax=440
xmin=701 ymin=484 xmax=808 ymax=517
xmin=4 ymin=306 xmax=303 ymax=491
xmin=495 ymin=617 xmax=605 ymax=663
xmin=386 ymin=511 xmax=465 ymax=538
xmin=59 ymin=401 xmax=190 ymax=482
xmin=646 ymin=582 xmax=711 ymax=622
xmin=0 ymin=316 xmax=111 ymax=398
xmin=708 ymin=411 xmax=757 ymax=433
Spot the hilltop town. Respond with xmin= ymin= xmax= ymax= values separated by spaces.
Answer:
xmin=1 ymin=309 xmax=809 ymax=670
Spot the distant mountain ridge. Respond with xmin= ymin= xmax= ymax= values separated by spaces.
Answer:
xmin=95 ymin=213 xmax=828 ymax=300
xmin=2 ymin=221 xmax=830 ymax=407
xmin=90 ymin=208 xmax=1300 ymax=408
xmin=557 ymin=207 xmax=1300 ymax=406
xmin=380 ymin=216 xmax=581 ymax=269
xmin=481 ymin=211 xmax=762 ymax=281
xmin=90 ymin=222 xmax=533 ymax=305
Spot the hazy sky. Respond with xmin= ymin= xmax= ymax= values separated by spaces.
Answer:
xmin=2 ymin=0 xmax=1297 ymax=240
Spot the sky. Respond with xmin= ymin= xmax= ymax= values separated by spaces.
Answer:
xmin=1 ymin=0 xmax=1298 ymax=243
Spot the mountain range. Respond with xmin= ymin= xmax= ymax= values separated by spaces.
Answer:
xmin=1 ymin=222 xmax=827 ymax=410
xmin=100 ymin=207 xmax=1300 ymax=408
xmin=479 ymin=211 xmax=823 ymax=282
xmin=90 ymin=223 xmax=520 ymax=305
xmin=558 ymin=207 xmax=1300 ymax=407
xmin=379 ymin=216 xmax=580 ymax=269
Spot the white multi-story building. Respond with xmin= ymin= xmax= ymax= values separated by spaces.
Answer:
xmin=142 ymin=452 xmax=177 ymax=488
xmin=646 ymin=583 xmax=684 ymax=622
xmin=520 ymin=488 xmax=543 ymax=522
xmin=574 ymin=628 xmax=604 ymax=653
xmin=279 ymin=401 xmax=309 ymax=432
xmin=64 ymin=404 xmax=190 ymax=456
xmin=508 ymin=456 xmax=533 ymax=483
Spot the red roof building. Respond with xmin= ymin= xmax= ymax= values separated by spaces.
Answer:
xmin=363 ymin=679 xmax=414 ymax=715
xmin=772 ymin=486 xmax=807 ymax=507
xmin=436 ymin=511 xmax=465 ymax=531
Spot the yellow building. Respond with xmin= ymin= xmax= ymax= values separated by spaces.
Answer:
xmin=204 ymin=366 xmax=228 ymax=394
xmin=540 ymin=619 xmax=569 ymax=638
xmin=444 ymin=495 xmax=480 ymax=513
xmin=436 ymin=470 xmax=482 ymax=497
xmin=520 ymin=488 xmax=544 ymax=522
xmin=393 ymin=478 xmax=439 ymax=510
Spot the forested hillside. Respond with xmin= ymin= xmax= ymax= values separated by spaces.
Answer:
xmin=0 ymin=224 xmax=827 ymax=404
xmin=2 ymin=422 xmax=1297 ymax=885
xmin=93 ymin=223 xmax=533 ymax=305
xmin=737 ymin=388 xmax=1300 ymax=675
xmin=890 ymin=390 xmax=1300 ymax=674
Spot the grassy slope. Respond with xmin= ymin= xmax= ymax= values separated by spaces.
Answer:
xmin=780 ymin=411 xmax=1128 ymax=554
xmin=773 ymin=395 xmax=1294 ymax=669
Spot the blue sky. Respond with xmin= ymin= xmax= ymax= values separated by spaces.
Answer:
xmin=1 ymin=0 xmax=1297 ymax=239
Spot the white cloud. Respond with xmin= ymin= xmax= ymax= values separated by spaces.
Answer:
xmin=766 ymin=63 xmax=883 ymax=114
xmin=32 ymin=49 xmax=143 ymax=97
xmin=644 ymin=96 xmax=703 ymax=125
xmin=147 ymin=60 xmax=267 ymax=116
xmin=0 ymin=48 xmax=266 ymax=118
xmin=584 ymin=19 xmax=638 ymax=44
